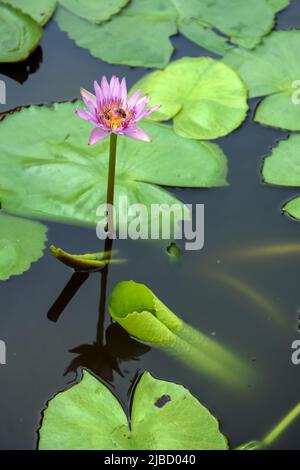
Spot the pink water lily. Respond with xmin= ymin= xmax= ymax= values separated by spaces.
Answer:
xmin=76 ymin=75 xmax=160 ymax=145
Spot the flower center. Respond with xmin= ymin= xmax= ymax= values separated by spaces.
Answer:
xmin=99 ymin=105 xmax=130 ymax=130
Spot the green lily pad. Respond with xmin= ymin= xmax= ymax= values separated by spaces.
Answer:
xmin=267 ymin=0 xmax=290 ymax=13
xmin=0 ymin=213 xmax=47 ymax=281
xmin=132 ymin=57 xmax=248 ymax=140
xmin=38 ymin=370 xmax=228 ymax=450
xmin=224 ymin=30 xmax=300 ymax=131
xmin=59 ymin=0 xmax=130 ymax=24
xmin=173 ymin=0 xmax=275 ymax=52
xmin=262 ymin=134 xmax=300 ymax=220
xmin=0 ymin=101 xmax=228 ymax=229
xmin=2 ymin=0 xmax=56 ymax=25
xmin=0 ymin=3 xmax=42 ymax=62
xmin=55 ymin=0 xmax=178 ymax=68
xmin=55 ymin=0 xmax=288 ymax=66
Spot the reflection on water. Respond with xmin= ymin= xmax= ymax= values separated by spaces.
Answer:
xmin=48 ymin=237 xmax=150 ymax=386
xmin=0 ymin=47 xmax=43 ymax=84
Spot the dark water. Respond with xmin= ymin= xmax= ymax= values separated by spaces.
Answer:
xmin=0 ymin=2 xmax=300 ymax=451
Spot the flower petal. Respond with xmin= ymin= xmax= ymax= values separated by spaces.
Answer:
xmin=80 ymin=88 xmax=96 ymax=108
xmin=134 ymin=97 xmax=151 ymax=116
xmin=127 ymin=90 xmax=141 ymax=109
xmin=135 ymin=105 xmax=161 ymax=121
xmin=112 ymin=76 xmax=120 ymax=101
xmin=94 ymin=80 xmax=103 ymax=107
xmin=123 ymin=126 xmax=152 ymax=142
xmin=75 ymin=109 xmax=97 ymax=125
xmin=101 ymin=76 xmax=111 ymax=100
xmin=88 ymin=128 xmax=109 ymax=145
xmin=110 ymin=75 xmax=117 ymax=92
xmin=120 ymin=78 xmax=127 ymax=105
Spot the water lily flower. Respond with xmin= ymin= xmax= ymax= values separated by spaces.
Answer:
xmin=76 ymin=75 xmax=160 ymax=144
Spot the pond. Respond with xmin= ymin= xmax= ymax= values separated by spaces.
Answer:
xmin=0 ymin=0 xmax=300 ymax=451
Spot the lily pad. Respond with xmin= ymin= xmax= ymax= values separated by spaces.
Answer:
xmin=132 ymin=57 xmax=248 ymax=140
xmin=2 ymin=0 xmax=56 ymax=25
xmin=224 ymin=30 xmax=300 ymax=131
xmin=262 ymin=134 xmax=300 ymax=220
xmin=55 ymin=0 xmax=288 ymax=66
xmin=38 ymin=370 xmax=228 ymax=450
xmin=55 ymin=0 xmax=178 ymax=68
xmin=173 ymin=0 xmax=275 ymax=52
xmin=0 ymin=213 xmax=47 ymax=281
xmin=267 ymin=0 xmax=290 ymax=13
xmin=0 ymin=101 xmax=228 ymax=229
xmin=59 ymin=0 xmax=130 ymax=24
xmin=0 ymin=3 xmax=42 ymax=62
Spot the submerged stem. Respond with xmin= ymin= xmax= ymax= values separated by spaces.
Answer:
xmin=106 ymin=133 xmax=118 ymax=234
xmin=262 ymin=403 xmax=300 ymax=448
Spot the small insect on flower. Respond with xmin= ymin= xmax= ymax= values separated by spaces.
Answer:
xmin=76 ymin=76 xmax=160 ymax=145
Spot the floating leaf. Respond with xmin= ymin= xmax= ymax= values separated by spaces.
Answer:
xmin=0 ymin=101 xmax=228 ymax=229
xmin=177 ymin=18 xmax=232 ymax=56
xmin=59 ymin=0 xmax=130 ymax=24
xmin=132 ymin=57 xmax=248 ymax=140
xmin=224 ymin=30 xmax=300 ymax=131
xmin=0 ymin=3 xmax=42 ymax=62
xmin=262 ymin=134 xmax=300 ymax=220
xmin=2 ymin=0 xmax=56 ymax=25
xmin=0 ymin=213 xmax=47 ymax=281
xmin=55 ymin=0 xmax=178 ymax=68
xmin=267 ymin=0 xmax=290 ymax=13
xmin=55 ymin=0 xmax=288 ymax=66
xmin=38 ymin=370 xmax=228 ymax=450
xmin=109 ymin=281 xmax=252 ymax=388
xmin=173 ymin=0 xmax=275 ymax=51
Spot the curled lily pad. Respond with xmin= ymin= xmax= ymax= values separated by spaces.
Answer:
xmin=0 ymin=101 xmax=228 ymax=230
xmin=0 ymin=213 xmax=47 ymax=281
xmin=50 ymin=245 xmax=126 ymax=271
xmin=224 ymin=30 xmax=300 ymax=131
xmin=132 ymin=57 xmax=248 ymax=140
xmin=59 ymin=0 xmax=130 ymax=24
xmin=0 ymin=3 xmax=42 ymax=62
xmin=109 ymin=281 xmax=183 ymax=345
xmin=38 ymin=370 xmax=228 ymax=450
xmin=2 ymin=0 xmax=56 ymax=25
xmin=262 ymin=134 xmax=300 ymax=220
xmin=55 ymin=0 xmax=177 ymax=68
xmin=109 ymin=281 xmax=252 ymax=388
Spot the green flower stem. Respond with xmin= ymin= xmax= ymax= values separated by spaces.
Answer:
xmin=262 ymin=403 xmax=300 ymax=448
xmin=106 ymin=133 xmax=118 ymax=234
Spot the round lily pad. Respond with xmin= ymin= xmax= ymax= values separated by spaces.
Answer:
xmin=0 ymin=3 xmax=42 ymax=63
xmin=2 ymin=0 xmax=56 ymax=25
xmin=0 ymin=101 xmax=228 ymax=229
xmin=224 ymin=30 xmax=300 ymax=131
xmin=38 ymin=370 xmax=228 ymax=450
xmin=132 ymin=57 xmax=248 ymax=140
xmin=59 ymin=0 xmax=130 ymax=24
